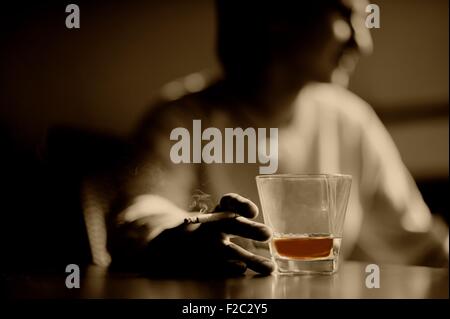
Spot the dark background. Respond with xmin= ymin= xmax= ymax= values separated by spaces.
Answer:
xmin=0 ymin=0 xmax=448 ymax=270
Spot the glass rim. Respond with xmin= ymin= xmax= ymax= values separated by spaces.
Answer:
xmin=256 ymin=173 xmax=352 ymax=180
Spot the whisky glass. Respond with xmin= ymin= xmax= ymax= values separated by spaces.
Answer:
xmin=256 ymin=174 xmax=352 ymax=274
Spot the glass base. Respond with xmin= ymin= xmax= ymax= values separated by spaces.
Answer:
xmin=274 ymin=257 xmax=338 ymax=275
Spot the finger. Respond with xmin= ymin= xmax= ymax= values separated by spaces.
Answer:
xmin=219 ymin=193 xmax=259 ymax=219
xmin=209 ymin=217 xmax=272 ymax=242
xmin=223 ymin=241 xmax=275 ymax=275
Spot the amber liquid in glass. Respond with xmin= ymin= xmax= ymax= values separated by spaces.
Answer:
xmin=272 ymin=234 xmax=338 ymax=260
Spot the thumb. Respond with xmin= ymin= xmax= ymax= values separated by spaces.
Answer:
xmin=217 ymin=193 xmax=259 ymax=219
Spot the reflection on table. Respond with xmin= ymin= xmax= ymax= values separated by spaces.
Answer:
xmin=6 ymin=262 xmax=448 ymax=299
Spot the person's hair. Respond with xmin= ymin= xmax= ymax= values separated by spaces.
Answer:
xmin=215 ymin=0 xmax=337 ymax=81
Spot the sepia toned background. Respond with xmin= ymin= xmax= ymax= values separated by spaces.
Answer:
xmin=1 ymin=0 xmax=448 ymax=175
xmin=0 ymin=0 xmax=448 ymax=269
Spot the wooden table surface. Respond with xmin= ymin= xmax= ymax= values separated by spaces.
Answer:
xmin=5 ymin=262 xmax=448 ymax=299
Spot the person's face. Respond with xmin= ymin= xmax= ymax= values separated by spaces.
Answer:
xmin=329 ymin=0 xmax=373 ymax=86
xmin=278 ymin=0 xmax=373 ymax=87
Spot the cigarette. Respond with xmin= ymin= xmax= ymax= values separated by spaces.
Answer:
xmin=184 ymin=212 xmax=239 ymax=224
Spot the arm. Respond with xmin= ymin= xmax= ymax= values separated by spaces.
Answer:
xmin=357 ymin=109 xmax=448 ymax=266
xmin=107 ymin=101 xmax=274 ymax=275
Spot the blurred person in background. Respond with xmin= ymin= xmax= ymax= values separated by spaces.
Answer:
xmin=107 ymin=0 xmax=448 ymax=275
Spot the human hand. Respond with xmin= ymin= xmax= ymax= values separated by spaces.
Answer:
xmin=109 ymin=193 xmax=275 ymax=276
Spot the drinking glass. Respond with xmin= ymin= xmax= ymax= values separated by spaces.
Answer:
xmin=256 ymin=174 xmax=352 ymax=274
